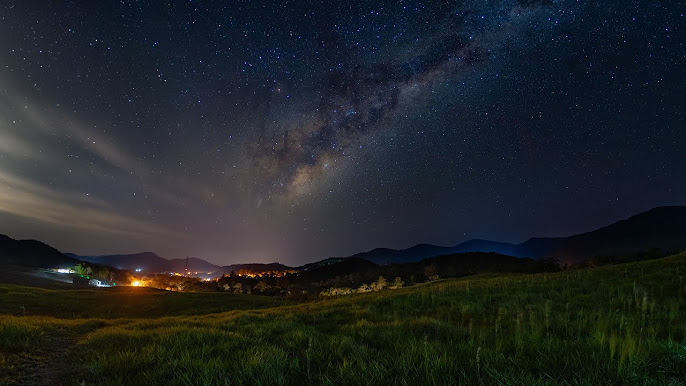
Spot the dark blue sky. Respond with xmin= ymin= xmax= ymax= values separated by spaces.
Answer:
xmin=0 ymin=0 xmax=683 ymax=265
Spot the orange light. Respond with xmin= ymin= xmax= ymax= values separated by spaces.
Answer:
xmin=132 ymin=281 xmax=141 ymax=287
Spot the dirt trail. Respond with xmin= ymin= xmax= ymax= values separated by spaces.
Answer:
xmin=13 ymin=331 xmax=81 ymax=386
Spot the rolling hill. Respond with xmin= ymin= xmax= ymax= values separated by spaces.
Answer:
xmin=348 ymin=206 xmax=686 ymax=265
xmin=516 ymin=206 xmax=686 ymax=263
xmin=0 ymin=234 xmax=77 ymax=268
xmin=69 ymin=252 xmax=292 ymax=275
xmin=350 ymin=244 xmax=457 ymax=265
xmin=3 ymin=251 xmax=685 ymax=385
xmin=223 ymin=262 xmax=292 ymax=274
xmin=68 ymin=252 xmax=225 ymax=273
xmin=6 ymin=206 xmax=684 ymax=275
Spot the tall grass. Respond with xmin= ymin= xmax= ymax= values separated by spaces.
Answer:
xmin=2 ymin=252 xmax=686 ymax=385
xmin=0 ymin=286 xmax=288 ymax=319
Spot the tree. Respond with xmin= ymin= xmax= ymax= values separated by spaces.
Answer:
xmin=424 ymin=264 xmax=439 ymax=281
xmin=390 ymin=277 xmax=404 ymax=289
xmin=254 ymin=281 xmax=270 ymax=293
xmin=74 ymin=263 xmax=92 ymax=277
xmin=370 ymin=276 xmax=387 ymax=291
xmin=320 ymin=287 xmax=353 ymax=296
xmin=357 ymin=283 xmax=372 ymax=293
xmin=96 ymin=268 xmax=110 ymax=281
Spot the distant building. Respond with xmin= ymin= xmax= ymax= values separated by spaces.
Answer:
xmin=72 ymin=276 xmax=114 ymax=287
xmin=90 ymin=279 xmax=113 ymax=287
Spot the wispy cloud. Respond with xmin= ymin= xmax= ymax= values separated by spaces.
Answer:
xmin=0 ymin=91 xmax=142 ymax=173
xmin=0 ymin=169 xmax=172 ymax=236
xmin=0 ymin=84 xmax=192 ymax=236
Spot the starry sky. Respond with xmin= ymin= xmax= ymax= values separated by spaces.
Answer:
xmin=0 ymin=0 xmax=684 ymax=266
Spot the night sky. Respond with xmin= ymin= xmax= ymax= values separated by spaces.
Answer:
xmin=1 ymin=1 xmax=684 ymax=265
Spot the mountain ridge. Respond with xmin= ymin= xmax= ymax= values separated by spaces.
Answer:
xmin=0 ymin=234 xmax=78 ymax=267
xmin=5 ymin=205 xmax=685 ymax=271
xmin=349 ymin=206 xmax=686 ymax=265
xmin=69 ymin=252 xmax=225 ymax=273
xmin=67 ymin=252 xmax=292 ymax=275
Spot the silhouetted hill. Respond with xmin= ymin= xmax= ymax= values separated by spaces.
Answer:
xmin=279 ymin=258 xmax=380 ymax=290
xmin=352 ymin=244 xmax=456 ymax=265
xmin=69 ymin=253 xmax=295 ymax=275
xmin=8 ymin=206 xmax=684 ymax=277
xmin=71 ymin=252 xmax=168 ymax=271
xmin=223 ymin=262 xmax=292 ymax=274
xmin=281 ymin=253 xmax=557 ymax=293
xmin=298 ymin=258 xmax=378 ymax=281
xmin=70 ymin=252 xmax=225 ymax=273
xmin=0 ymin=234 xmax=77 ymax=268
xmin=393 ymin=252 xmax=559 ymax=278
xmin=346 ymin=242 xmax=523 ymax=266
xmin=345 ymin=206 xmax=686 ymax=265
xmin=516 ymin=206 xmax=686 ymax=263
xmin=168 ymin=257 xmax=224 ymax=273
xmin=297 ymin=258 xmax=345 ymax=272
xmin=451 ymin=239 xmax=523 ymax=256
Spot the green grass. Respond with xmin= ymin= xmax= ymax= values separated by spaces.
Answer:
xmin=0 ymin=285 xmax=288 ymax=319
xmin=2 ymin=252 xmax=686 ymax=385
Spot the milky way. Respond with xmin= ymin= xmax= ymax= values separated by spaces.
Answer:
xmin=250 ymin=1 xmax=550 ymax=199
xmin=0 ymin=0 xmax=683 ymax=264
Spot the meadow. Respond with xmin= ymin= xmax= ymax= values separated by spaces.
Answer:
xmin=1 ymin=252 xmax=685 ymax=385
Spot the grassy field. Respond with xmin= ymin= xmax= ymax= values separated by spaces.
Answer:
xmin=1 ymin=252 xmax=685 ymax=385
xmin=0 ymin=285 xmax=289 ymax=319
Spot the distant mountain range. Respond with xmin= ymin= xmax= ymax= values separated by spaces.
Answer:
xmin=349 ymin=206 xmax=686 ymax=265
xmin=224 ymin=263 xmax=292 ymax=274
xmin=267 ymin=252 xmax=562 ymax=294
xmin=65 ymin=252 xmax=290 ymax=275
xmin=2 ymin=206 xmax=685 ymax=271
xmin=65 ymin=252 xmax=222 ymax=273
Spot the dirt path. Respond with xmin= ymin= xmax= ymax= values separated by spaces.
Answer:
xmin=12 ymin=330 xmax=82 ymax=386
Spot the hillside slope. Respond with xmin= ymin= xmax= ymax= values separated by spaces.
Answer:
xmin=1 ymin=252 xmax=684 ymax=385
xmin=518 ymin=206 xmax=686 ymax=262
xmin=0 ymin=234 xmax=76 ymax=267
xmin=350 ymin=206 xmax=686 ymax=264
xmin=70 ymin=252 xmax=225 ymax=273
